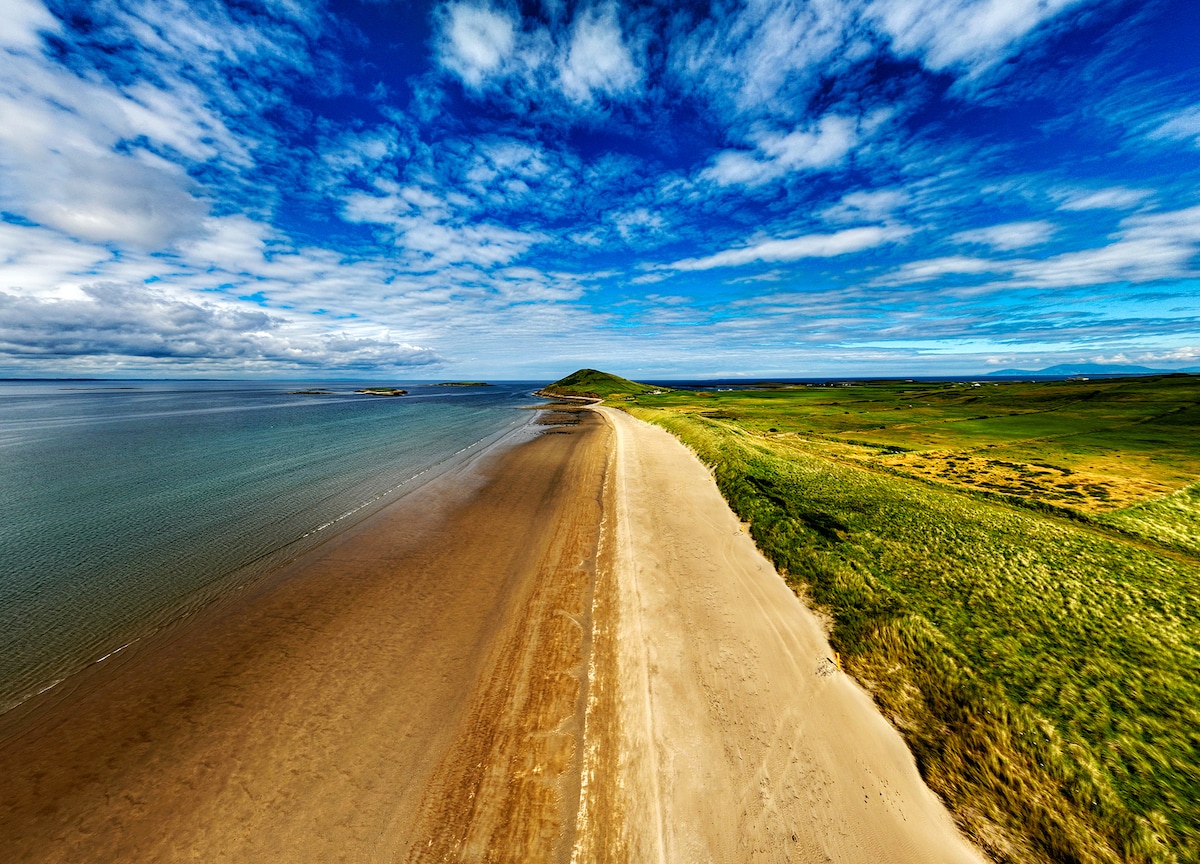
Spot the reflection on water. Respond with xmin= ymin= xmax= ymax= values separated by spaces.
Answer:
xmin=0 ymin=380 xmax=536 ymax=711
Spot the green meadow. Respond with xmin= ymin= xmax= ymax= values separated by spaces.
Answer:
xmin=563 ymin=372 xmax=1200 ymax=864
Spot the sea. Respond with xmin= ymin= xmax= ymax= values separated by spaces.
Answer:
xmin=0 ymin=379 xmax=540 ymax=713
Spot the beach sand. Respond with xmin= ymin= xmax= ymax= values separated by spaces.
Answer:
xmin=0 ymin=405 xmax=985 ymax=863
xmin=585 ymin=407 xmax=986 ymax=864
xmin=0 ymin=408 xmax=610 ymax=863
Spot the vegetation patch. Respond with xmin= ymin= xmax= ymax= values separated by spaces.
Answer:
xmin=1098 ymin=482 xmax=1200 ymax=557
xmin=609 ymin=372 xmax=1199 ymax=864
xmin=539 ymin=368 xmax=668 ymax=400
xmin=880 ymin=450 xmax=1170 ymax=512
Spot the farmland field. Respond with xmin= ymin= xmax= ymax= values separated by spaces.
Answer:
xmin=615 ymin=374 xmax=1200 ymax=864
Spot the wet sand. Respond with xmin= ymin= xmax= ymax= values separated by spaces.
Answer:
xmin=0 ymin=409 xmax=610 ymax=863
xmin=0 ymin=405 xmax=986 ymax=863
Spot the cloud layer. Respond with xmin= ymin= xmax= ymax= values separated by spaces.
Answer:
xmin=0 ymin=0 xmax=1197 ymax=377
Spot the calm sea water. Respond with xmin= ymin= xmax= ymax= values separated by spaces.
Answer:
xmin=0 ymin=379 xmax=538 ymax=711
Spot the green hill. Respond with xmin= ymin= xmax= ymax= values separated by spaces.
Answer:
xmin=538 ymin=368 xmax=665 ymax=400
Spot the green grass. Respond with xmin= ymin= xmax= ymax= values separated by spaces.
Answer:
xmin=1099 ymin=483 xmax=1200 ymax=557
xmin=539 ymin=368 xmax=668 ymax=400
xmin=608 ymin=373 xmax=1200 ymax=864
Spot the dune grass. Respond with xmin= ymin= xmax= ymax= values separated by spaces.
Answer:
xmin=1098 ymin=483 xmax=1200 ymax=557
xmin=619 ymin=374 xmax=1200 ymax=864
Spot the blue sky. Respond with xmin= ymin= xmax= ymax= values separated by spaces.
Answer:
xmin=1 ymin=0 xmax=1198 ymax=379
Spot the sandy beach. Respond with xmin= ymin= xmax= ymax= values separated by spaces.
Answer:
xmin=587 ymin=407 xmax=986 ymax=864
xmin=0 ymin=405 xmax=984 ymax=862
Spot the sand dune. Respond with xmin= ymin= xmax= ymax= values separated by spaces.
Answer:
xmin=0 ymin=405 xmax=985 ymax=862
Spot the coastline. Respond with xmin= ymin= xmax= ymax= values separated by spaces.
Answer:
xmin=0 ymin=407 xmax=610 ymax=863
xmin=0 ymin=402 xmax=986 ymax=862
xmin=591 ymin=406 xmax=986 ymax=863
xmin=0 ymin=391 xmax=535 ymax=715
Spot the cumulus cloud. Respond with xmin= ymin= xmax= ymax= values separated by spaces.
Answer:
xmin=0 ymin=0 xmax=326 ymax=251
xmin=0 ymin=61 xmax=209 ymax=248
xmin=318 ymin=126 xmax=408 ymax=189
xmin=337 ymin=178 xmax=545 ymax=269
xmin=434 ymin=0 xmax=641 ymax=108
xmin=668 ymin=224 xmax=911 ymax=270
xmin=669 ymin=0 xmax=857 ymax=117
xmin=391 ymin=217 xmax=545 ymax=268
xmin=0 ymin=0 xmax=1189 ymax=378
xmin=610 ymin=207 xmax=666 ymax=245
xmin=436 ymin=1 xmax=518 ymax=90
xmin=820 ymin=188 xmax=910 ymax=223
xmin=0 ymin=283 xmax=442 ymax=368
xmin=951 ymin=220 xmax=1055 ymax=250
xmin=0 ymin=0 xmax=60 ymax=50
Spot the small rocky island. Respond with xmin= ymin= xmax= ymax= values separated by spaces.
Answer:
xmin=355 ymin=387 xmax=408 ymax=397
xmin=435 ymin=382 xmax=492 ymax=387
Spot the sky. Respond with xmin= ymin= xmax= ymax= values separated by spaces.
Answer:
xmin=1 ymin=0 xmax=1198 ymax=380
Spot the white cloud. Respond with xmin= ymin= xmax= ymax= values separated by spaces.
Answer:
xmin=1054 ymin=186 xmax=1153 ymax=211
xmin=0 ymin=60 xmax=209 ymax=249
xmin=341 ymin=191 xmax=412 ymax=225
xmin=867 ymin=0 xmax=1089 ymax=78
xmin=0 ymin=221 xmax=118 ymax=297
xmin=820 ymin=188 xmax=910 ymax=223
xmin=702 ymin=115 xmax=857 ymax=187
xmin=668 ymin=224 xmax=911 ymax=270
xmin=319 ymin=127 xmax=406 ymax=186
xmin=610 ymin=207 xmax=666 ymax=245
xmin=0 ymin=0 xmax=322 ymax=251
xmin=952 ymin=220 xmax=1054 ymax=250
xmin=0 ymin=282 xmax=443 ymax=369
xmin=1146 ymin=105 xmax=1200 ymax=148
xmin=0 ymin=0 xmax=60 ymax=51
xmin=1014 ymin=206 xmax=1200 ymax=287
xmin=392 ymin=217 xmax=545 ymax=269
xmin=437 ymin=1 xmax=518 ymax=90
xmin=881 ymin=205 xmax=1200 ymax=288
xmin=669 ymin=0 xmax=856 ymax=116
xmin=435 ymin=1 xmax=641 ymax=107
xmin=558 ymin=3 xmax=640 ymax=103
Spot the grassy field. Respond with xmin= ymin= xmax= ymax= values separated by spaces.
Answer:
xmin=602 ymin=373 xmax=1199 ymax=864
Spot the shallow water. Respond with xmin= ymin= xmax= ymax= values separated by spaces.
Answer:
xmin=0 ymin=379 xmax=537 ymax=711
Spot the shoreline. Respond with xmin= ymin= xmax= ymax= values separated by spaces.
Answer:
xmin=1 ymin=403 xmax=986 ymax=862
xmin=592 ymin=406 xmax=986 ymax=862
xmin=0 ymin=407 xmax=610 ymax=862
xmin=0 ymin=409 xmax=537 ymax=720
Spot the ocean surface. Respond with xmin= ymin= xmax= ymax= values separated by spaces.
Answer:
xmin=0 ymin=379 xmax=539 ymax=712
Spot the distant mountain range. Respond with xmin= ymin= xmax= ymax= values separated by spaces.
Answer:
xmin=986 ymin=363 xmax=1200 ymax=377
